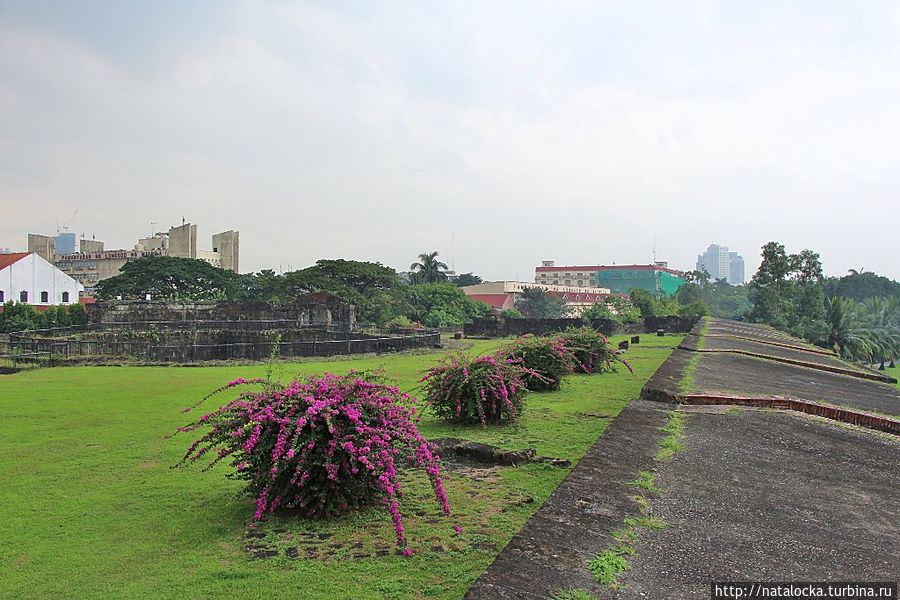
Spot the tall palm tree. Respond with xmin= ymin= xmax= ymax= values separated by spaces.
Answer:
xmin=410 ymin=252 xmax=449 ymax=284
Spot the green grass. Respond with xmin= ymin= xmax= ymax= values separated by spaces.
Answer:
xmin=628 ymin=470 xmax=660 ymax=494
xmin=885 ymin=365 xmax=898 ymax=388
xmin=551 ymin=588 xmax=597 ymax=600
xmin=0 ymin=334 xmax=679 ymax=599
xmin=655 ymin=410 xmax=686 ymax=460
xmin=588 ymin=547 xmax=631 ymax=585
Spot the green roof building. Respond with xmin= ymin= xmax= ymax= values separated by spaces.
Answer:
xmin=593 ymin=264 xmax=685 ymax=297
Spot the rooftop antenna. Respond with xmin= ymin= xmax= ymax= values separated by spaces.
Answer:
xmin=653 ymin=235 xmax=657 ymax=264
xmin=451 ymin=232 xmax=456 ymax=272
xmin=150 ymin=221 xmax=157 ymax=236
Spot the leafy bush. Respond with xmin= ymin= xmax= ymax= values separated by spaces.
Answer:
xmin=420 ymin=354 xmax=535 ymax=425
xmin=176 ymin=372 xmax=451 ymax=554
xmin=558 ymin=327 xmax=631 ymax=374
xmin=500 ymin=335 xmax=575 ymax=391
xmin=0 ymin=302 xmax=86 ymax=333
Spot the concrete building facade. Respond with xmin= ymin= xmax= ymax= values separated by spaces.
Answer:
xmin=463 ymin=281 xmax=614 ymax=315
xmin=535 ymin=261 xmax=685 ymax=297
xmin=27 ymin=222 xmax=240 ymax=295
xmin=0 ymin=252 xmax=83 ymax=306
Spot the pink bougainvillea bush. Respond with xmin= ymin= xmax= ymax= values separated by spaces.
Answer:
xmin=499 ymin=335 xmax=577 ymax=391
xmin=558 ymin=327 xmax=633 ymax=375
xmin=175 ymin=372 xmax=450 ymax=554
xmin=420 ymin=353 xmax=538 ymax=425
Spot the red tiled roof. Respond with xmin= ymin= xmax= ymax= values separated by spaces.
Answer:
xmin=535 ymin=264 xmax=683 ymax=276
xmin=469 ymin=294 xmax=514 ymax=309
xmin=0 ymin=252 xmax=30 ymax=271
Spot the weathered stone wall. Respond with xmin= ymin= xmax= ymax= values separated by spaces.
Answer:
xmin=464 ymin=315 xmax=699 ymax=338
xmin=86 ymin=295 xmax=356 ymax=331
xmin=9 ymin=328 xmax=440 ymax=363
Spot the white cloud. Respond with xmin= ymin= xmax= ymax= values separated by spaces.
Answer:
xmin=1 ymin=1 xmax=898 ymax=280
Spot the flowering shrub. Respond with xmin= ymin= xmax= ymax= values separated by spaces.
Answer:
xmin=499 ymin=335 xmax=576 ymax=391
xmin=175 ymin=372 xmax=450 ymax=554
xmin=559 ymin=327 xmax=633 ymax=375
xmin=420 ymin=354 xmax=535 ymax=425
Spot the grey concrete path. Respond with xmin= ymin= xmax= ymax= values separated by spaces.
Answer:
xmin=465 ymin=400 xmax=672 ymax=599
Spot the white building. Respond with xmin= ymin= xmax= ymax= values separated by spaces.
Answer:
xmin=0 ymin=252 xmax=84 ymax=306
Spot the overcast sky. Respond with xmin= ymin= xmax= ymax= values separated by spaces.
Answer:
xmin=2 ymin=1 xmax=899 ymax=281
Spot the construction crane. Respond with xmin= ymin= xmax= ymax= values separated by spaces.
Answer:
xmin=58 ymin=209 xmax=78 ymax=233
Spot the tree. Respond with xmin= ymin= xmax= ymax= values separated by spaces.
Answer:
xmin=823 ymin=269 xmax=900 ymax=302
xmin=453 ymin=272 xmax=483 ymax=287
xmin=281 ymin=260 xmax=405 ymax=326
xmin=581 ymin=298 xmax=641 ymax=324
xmin=95 ymin=256 xmax=237 ymax=302
xmin=405 ymin=283 xmax=488 ymax=327
xmin=409 ymin=252 xmax=448 ymax=284
xmin=629 ymin=289 xmax=657 ymax=317
xmin=515 ymin=287 xmax=568 ymax=319
xmin=748 ymin=242 xmax=828 ymax=344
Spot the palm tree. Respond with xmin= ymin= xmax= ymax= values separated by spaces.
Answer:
xmin=410 ymin=252 xmax=449 ymax=284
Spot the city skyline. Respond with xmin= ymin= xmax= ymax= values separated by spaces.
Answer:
xmin=2 ymin=2 xmax=899 ymax=280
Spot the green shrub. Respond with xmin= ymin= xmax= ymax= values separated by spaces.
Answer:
xmin=558 ymin=326 xmax=631 ymax=374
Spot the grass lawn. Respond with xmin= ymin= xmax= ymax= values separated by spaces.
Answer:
xmin=0 ymin=334 xmax=680 ymax=600
xmin=886 ymin=365 xmax=898 ymax=388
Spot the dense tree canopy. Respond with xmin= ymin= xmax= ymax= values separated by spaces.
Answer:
xmin=453 ymin=272 xmax=483 ymax=287
xmin=95 ymin=256 xmax=237 ymax=302
xmin=405 ymin=283 xmax=488 ymax=327
xmin=823 ymin=270 xmax=900 ymax=302
xmin=748 ymin=242 xmax=827 ymax=343
xmin=515 ymin=287 xmax=569 ymax=318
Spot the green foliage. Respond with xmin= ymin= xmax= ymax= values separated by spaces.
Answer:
xmin=409 ymin=251 xmax=449 ymax=284
xmin=95 ymin=255 xmax=237 ymax=302
xmin=825 ymin=295 xmax=900 ymax=363
xmin=452 ymin=272 xmax=483 ymax=287
xmin=385 ymin=315 xmax=415 ymax=329
xmin=420 ymin=353 xmax=532 ymax=425
xmin=0 ymin=302 xmax=86 ymax=333
xmin=582 ymin=298 xmax=642 ymax=324
xmin=655 ymin=411 xmax=685 ymax=460
xmin=0 ymin=335 xmax=679 ymax=599
xmin=629 ymin=288 xmax=656 ymax=317
xmin=279 ymin=259 xmax=405 ymax=326
xmin=589 ymin=548 xmax=630 ymax=586
xmin=676 ymin=277 xmax=750 ymax=319
xmin=501 ymin=308 xmax=525 ymax=319
xmin=677 ymin=299 xmax=710 ymax=318
xmin=552 ymin=589 xmax=596 ymax=600
xmin=748 ymin=242 xmax=829 ymax=345
xmin=629 ymin=289 xmax=683 ymax=318
xmin=515 ymin=287 xmax=569 ymax=318
xmin=406 ymin=283 xmax=487 ymax=327
xmin=629 ymin=470 xmax=660 ymax=493
xmin=824 ymin=269 xmax=900 ymax=302
xmin=500 ymin=335 xmax=574 ymax=391
xmin=558 ymin=327 xmax=630 ymax=375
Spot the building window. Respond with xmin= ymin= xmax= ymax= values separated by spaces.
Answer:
xmin=41 ymin=291 xmax=49 ymax=303
xmin=62 ymin=291 xmax=70 ymax=303
xmin=0 ymin=290 xmax=4 ymax=302
xmin=577 ymin=280 xmax=583 ymax=286
xmin=20 ymin=290 xmax=28 ymax=303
